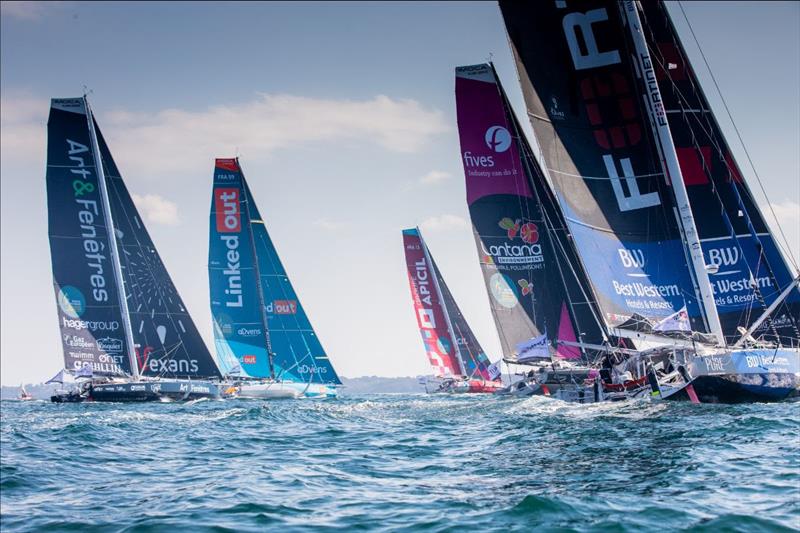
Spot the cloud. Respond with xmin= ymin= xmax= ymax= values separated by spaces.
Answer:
xmin=312 ymin=218 xmax=349 ymax=231
xmin=419 ymin=214 xmax=469 ymax=233
xmin=418 ymin=170 xmax=452 ymax=186
xmin=0 ymin=1 xmax=67 ymax=20
xmin=0 ymin=93 xmax=449 ymax=180
xmin=763 ymin=200 xmax=800 ymax=264
xmin=130 ymin=193 xmax=180 ymax=226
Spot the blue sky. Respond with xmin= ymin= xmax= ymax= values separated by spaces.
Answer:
xmin=1 ymin=1 xmax=798 ymax=385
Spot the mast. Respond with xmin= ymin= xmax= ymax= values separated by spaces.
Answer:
xmin=418 ymin=227 xmax=466 ymax=376
xmin=239 ymin=164 xmax=276 ymax=379
xmin=84 ymin=96 xmax=139 ymax=381
xmin=620 ymin=1 xmax=725 ymax=346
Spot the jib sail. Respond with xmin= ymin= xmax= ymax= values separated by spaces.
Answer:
xmin=500 ymin=1 xmax=712 ymax=334
xmin=639 ymin=1 xmax=800 ymax=344
xmin=455 ymin=64 xmax=605 ymax=362
xmin=209 ymin=159 xmax=341 ymax=385
xmin=96 ymin=122 xmax=222 ymax=379
xmin=430 ymin=257 xmax=497 ymax=381
xmin=46 ymin=98 xmax=132 ymax=377
xmin=402 ymin=228 xmax=464 ymax=377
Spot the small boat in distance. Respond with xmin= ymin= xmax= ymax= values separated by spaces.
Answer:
xmin=46 ymin=96 xmax=224 ymax=402
xmin=18 ymin=385 xmax=34 ymax=401
xmin=402 ymin=227 xmax=503 ymax=393
xmin=209 ymin=158 xmax=341 ymax=399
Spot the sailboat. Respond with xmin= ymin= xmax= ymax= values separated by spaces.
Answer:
xmin=18 ymin=385 xmax=34 ymax=401
xmin=455 ymin=63 xmax=647 ymax=403
xmin=401 ymin=227 xmax=504 ymax=393
xmin=209 ymin=158 xmax=341 ymax=399
xmin=46 ymin=97 xmax=224 ymax=402
xmin=496 ymin=0 xmax=799 ymax=403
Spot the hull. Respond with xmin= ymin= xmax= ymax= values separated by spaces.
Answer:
xmin=236 ymin=381 xmax=338 ymax=399
xmin=88 ymin=380 xmax=221 ymax=402
xmin=662 ymin=348 xmax=800 ymax=404
xmin=429 ymin=379 xmax=503 ymax=394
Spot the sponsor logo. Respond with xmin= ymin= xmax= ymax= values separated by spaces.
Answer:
xmin=618 ymin=248 xmax=645 ymax=269
xmin=97 ymin=337 xmax=123 ymax=353
xmin=214 ymin=188 xmax=241 ymax=233
xmin=480 ymin=218 xmax=544 ymax=266
xmin=145 ymin=354 xmax=200 ymax=374
xmin=484 ymin=125 xmax=511 ymax=153
xmin=242 ymin=355 xmax=257 ymax=364
xmin=266 ymin=300 xmax=297 ymax=315
xmin=237 ymin=327 xmax=262 ymax=337
xmin=518 ymin=279 xmax=533 ymax=296
xmin=297 ymin=364 xmax=328 ymax=375
xmin=58 ymin=286 xmax=86 ymax=318
xmin=219 ymin=234 xmax=242 ymax=308
xmin=549 ymin=96 xmax=565 ymax=120
xmin=489 ymin=273 xmax=518 ymax=309
xmin=66 ymin=139 xmax=112 ymax=303
xmin=63 ymin=334 xmax=94 ymax=349
xmin=62 ymin=317 xmax=119 ymax=332
xmin=707 ymin=246 xmax=740 ymax=269
xmin=216 ymin=314 xmax=233 ymax=336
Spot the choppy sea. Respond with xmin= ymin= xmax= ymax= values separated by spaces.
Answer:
xmin=1 ymin=395 xmax=798 ymax=532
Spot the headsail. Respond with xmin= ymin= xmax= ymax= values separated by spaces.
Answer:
xmin=402 ymin=228 xmax=463 ymax=377
xmin=209 ymin=159 xmax=341 ymax=385
xmin=96 ymin=122 xmax=222 ymax=379
xmin=46 ymin=98 xmax=132 ymax=377
xmin=638 ymin=1 xmax=800 ymax=344
xmin=455 ymin=63 xmax=606 ymax=363
xmin=499 ymin=1 xmax=714 ymax=336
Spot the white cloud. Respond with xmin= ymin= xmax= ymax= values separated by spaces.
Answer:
xmin=418 ymin=170 xmax=451 ymax=186
xmin=131 ymin=193 xmax=180 ymax=226
xmin=0 ymin=1 xmax=67 ymax=20
xmin=0 ymin=93 xmax=449 ymax=180
xmin=313 ymin=218 xmax=349 ymax=231
xmin=763 ymin=200 xmax=800 ymax=265
xmin=419 ymin=214 xmax=469 ymax=233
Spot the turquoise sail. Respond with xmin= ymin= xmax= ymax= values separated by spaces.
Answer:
xmin=209 ymin=158 xmax=341 ymax=385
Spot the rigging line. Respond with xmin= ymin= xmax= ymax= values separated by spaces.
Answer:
xmin=677 ymin=0 xmax=799 ymax=272
xmin=643 ymin=5 xmax=794 ymax=339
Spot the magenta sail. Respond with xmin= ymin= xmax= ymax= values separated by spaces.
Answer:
xmin=402 ymin=228 xmax=463 ymax=378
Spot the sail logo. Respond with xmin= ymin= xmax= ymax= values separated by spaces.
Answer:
xmin=215 ymin=188 xmax=241 ymax=233
xmin=58 ymin=286 xmax=86 ymax=318
xmin=484 ymin=126 xmax=511 ymax=152
xmin=237 ymin=327 xmax=262 ymax=337
xmin=219 ymin=235 xmax=242 ymax=308
xmin=489 ymin=273 xmax=519 ymax=309
xmin=97 ymin=337 xmax=123 ymax=353
xmin=147 ymin=357 xmax=199 ymax=374
xmin=618 ymin=248 xmax=645 ymax=269
xmin=62 ymin=317 xmax=119 ymax=332
xmin=480 ymin=218 xmax=543 ymax=265
xmin=266 ymin=300 xmax=297 ymax=315
xmin=242 ymin=355 xmax=257 ymax=364
xmin=708 ymin=247 xmax=740 ymax=269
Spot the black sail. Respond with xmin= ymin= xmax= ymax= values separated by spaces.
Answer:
xmin=95 ymin=122 xmax=222 ymax=379
xmin=500 ymin=0 xmax=710 ymax=334
xmin=639 ymin=1 xmax=800 ymax=344
xmin=45 ymin=98 xmax=132 ymax=377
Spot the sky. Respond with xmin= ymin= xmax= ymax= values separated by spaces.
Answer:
xmin=1 ymin=1 xmax=798 ymax=385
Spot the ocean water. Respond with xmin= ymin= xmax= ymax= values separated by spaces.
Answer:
xmin=1 ymin=395 xmax=798 ymax=532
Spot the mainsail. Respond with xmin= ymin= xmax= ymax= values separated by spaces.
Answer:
xmin=402 ymin=228 xmax=498 ymax=380
xmin=208 ymin=159 xmax=341 ymax=385
xmin=638 ymin=1 xmax=800 ymax=344
xmin=46 ymin=98 xmax=132 ymax=377
xmin=46 ymin=97 xmax=221 ymax=380
xmin=402 ymin=228 xmax=463 ymax=377
xmin=96 ymin=124 xmax=221 ymax=380
xmin=499 ymin=0 xmax=721 ymax=338
xmin=455 ymin=63 xmax=606 ymax=362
